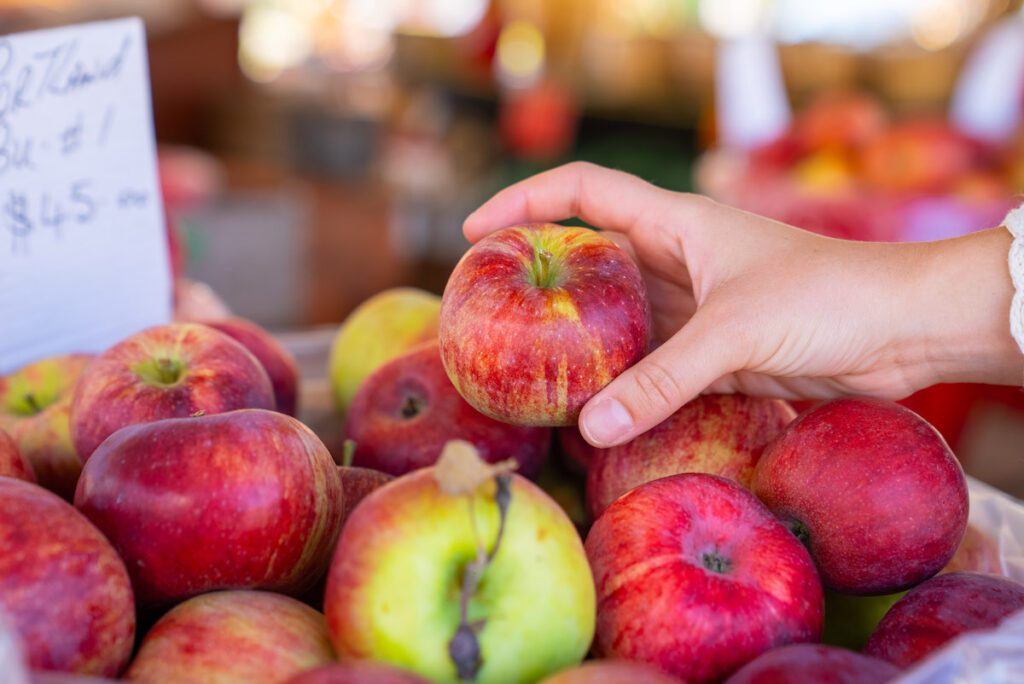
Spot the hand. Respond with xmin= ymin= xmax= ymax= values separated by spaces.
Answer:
xmin=464 ymin=163 xmax=1021 ymax=447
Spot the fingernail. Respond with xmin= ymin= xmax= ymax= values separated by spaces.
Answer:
xmin=582 ymin=398 xmax=633 ymax=447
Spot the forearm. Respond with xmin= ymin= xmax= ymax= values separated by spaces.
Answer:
xmin=909 ymin=227 xmax=1022 ymax=387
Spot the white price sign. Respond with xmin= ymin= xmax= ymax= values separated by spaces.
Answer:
xmin=0 ymin=17 xmax=170 ymax=374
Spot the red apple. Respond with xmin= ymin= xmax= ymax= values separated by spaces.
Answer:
xmin=587 ymin=395 xmax=795 ymax=519
xmin=0 ymin=428 xmax=35 ymax=482
xmin=344 ymin=342 xmax=551 ymax=478
xmin=858 ymin=120 xmax=981 ymax=194
xmin=793 ymin=91 xmax=888 ymax=154
xmin=440 ymin=224 xmax=649 ymax=426
xmin=31 ymin=674 xmax=118 ymax=684
xmin=126 ymin=590 xmax=334 ymax=683
xmin=336 ymin=441 xmax=394 ymax=528
xmin=941 ymin=523 xmax=1001 ymax=575
xmin=556 ymin=427 xmax=595 ymax=474
xmin=0 ymin=478 xmax=134 ymax=676
xmin=285 ymin=662 xmax=433 ymax=684
xmin=0 ymin=354 xmax=92 ymax=498
xmin=751 ymin=397 xmax=968 ymax=594
xmin=203 ymin=317 xmax=300 ymax=416
xmin=865 ymin=572 xmax=1024 ymax=668
xmin=724 ymin=644 xmax=899 ymax=684
xmin=74 ymin=409 xmax=343 ymax=606
xmin=70 ymin=323 xmax=275 ymax=462
xmin=538 ymin=661 xmax=680 ymax=684
xmin=586 ymin=474 xmax=823 ymax=683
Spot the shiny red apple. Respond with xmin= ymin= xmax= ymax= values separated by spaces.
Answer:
xmin=74 ymin=409 xmax=343 ymax=605
xmin=440 ymin=224 xmax=649 ymax=426
xmin=285 ymin=662 xmax=433 ymax=684
xmin=538 ymin=661 xmax=680 ymax=684
xmin=126 ymin=591 xmax=335 ymax=683
xmin=0 ymin=478 xmax=134 ymax=676
xmin=0 ymin=428 xmax=35 ymax=482
xmin=752 ymin=397 xmax=968 ymax=594
xmin=865 ymin=572 xmax=1024 ymax=668
xmin=344 ymin=342 xmax=550 ymax=478
xmin=587 ymin=394 xmax=794 ymax=518
xmin=586 ymin=473 xmax=823 ymax=683
xmin=70 ymin=323 xmax=274 ymax=462
xmin=724 ymin=644 xmax=899 ymax=684
xmin=203 ymin=317 xmax=300 ymax=416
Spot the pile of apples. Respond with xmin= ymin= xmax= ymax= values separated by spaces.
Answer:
xmin=1 ymin=223 xmax=1022 ymax=684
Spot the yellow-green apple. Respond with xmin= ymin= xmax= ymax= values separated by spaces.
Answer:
xmin=0 ymin=355 xmax=92 ymax=498
xmin=821 ymin=590 xmax=904 ymax=650
xmin=865 ymin=572 xmax=1024 ymax=668
xmin=344 ymin=342 xmax=551 ymax=478
xmin=538 ymin=661 xmax=680 ymax=684
xmin=203 ymin=317 xmax=300 ymax=416
xmin=941 ymin=523 xmax=1001 ymax=575
xmin=285 ymin=662 xmax=433 ymax=684
xmin=0 ymin=428 xmax=35 ymax=482
xmin=724 ymin=644 xmax=900 ymax=684
xmin=439 ymin=224 xmax=649 ymax=427
xmin=556 ymin=427 xmax=595 ymax=474
xmin=0 ymin=478 xmax=134 ymax=676
xmin=587 ymin=394 xmax=795 ymax=519
xmin=70 ymin=324 xmax=275 ymax=462
xmin=325 ymin=443 xmax=595 ymax=683
xmin=585 ymin=474 xmax=822 ymax=683
xmin=126 ymin=591 xmax=334 ymax=683
xmin=74 ymin=409 xmax=343 ymax=606
xmin=751 ymin=397 xmax=968 ymax=594
xmin=328 ymin=288 xmax=441 ymax=415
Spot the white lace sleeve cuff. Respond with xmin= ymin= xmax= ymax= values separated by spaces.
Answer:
xmin=1007 ymin=205 xmax=1024 ymax=370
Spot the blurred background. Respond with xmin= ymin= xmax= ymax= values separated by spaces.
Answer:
xmin=2 ymin=0 xmax=1023 ymax=487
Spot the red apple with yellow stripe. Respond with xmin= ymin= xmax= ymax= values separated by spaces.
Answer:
xmin=439 ymin=224 xmax=649 ymax=427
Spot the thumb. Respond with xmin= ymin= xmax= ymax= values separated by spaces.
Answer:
xmin=578 ymin=308 xmax=744 ymax=447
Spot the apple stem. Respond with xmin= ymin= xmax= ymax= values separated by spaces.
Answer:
xmin=23 ymin=393 xmax=40 ymax=414
xmin=448 ymin=473 xmax=512 ymax=681
xmin=532 ymin=249 xmax=556 ymax=289
xmin=341 ymin=439 xmax=357 ymax=468
xmin=156 ymin=358 xmax=179 ymax=385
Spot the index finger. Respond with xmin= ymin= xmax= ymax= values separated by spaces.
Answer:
xmin=463 ymin=161 xmax=671 ymax=243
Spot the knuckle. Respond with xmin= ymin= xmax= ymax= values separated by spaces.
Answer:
xmin=628 ymin=360 xmax=685 ymax=415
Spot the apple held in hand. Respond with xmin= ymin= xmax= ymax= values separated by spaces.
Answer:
xmin=325 ymin=442 xmax=595 ymax=683
xmin=865 ymin=572 xmax=1024 ymax=668
xmin=329 ymin=287 xmax=441 ymax=415
xmin=126 ymin=591 xmax=335 ymax=684
xmin=344 ymin=342 xmax=550 ymax=478
xmin=0 ymin=428 xmax=34 ymax=481
xmin=587 ymin=394 xmax=795 ymax=518
xmin=752 ymin=397 xmax=968 ymax=594
xmin=585 ymin=473 xmax=823 ymax=683
xmin=74 ymin=409 xmax=343 ymax=606
xmin=204 ymin=317 xmax=300 ymax=416
xmin=70 ymin=324 xmax=274 ymax=462
xmin=440 ymin=224 xmax=649 ymax=427
xmin=0 ymin=478 xmax=134 ymax=676
xmin=0 ymin=354 xmax=92 ymax=497
xmin=724 ymin=644 xmax=900 ymax=684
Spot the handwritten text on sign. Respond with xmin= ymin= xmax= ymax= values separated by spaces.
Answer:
xmin=0 ymin=18 xmax=171 ymax=374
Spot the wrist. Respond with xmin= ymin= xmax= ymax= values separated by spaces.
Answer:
xmin=908 ymin=228 xmax=1022 ymax=387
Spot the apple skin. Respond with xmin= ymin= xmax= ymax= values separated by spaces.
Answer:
xmin=0 ymin=428 xmax=35 ymax=482
xmin=439 ymin=224 xmax=649 ymax=427
xmin=941 ymin=523 xmax=1001 ymax=575
xmin=285 ymin=662 xmax=433 ymax=684
xmin=338 ymin=464 xmax=393 ymax=528
xmin=74 ymin=408 xmax=343 ymax=606
xmin=585 ymin=474 xmax=823 ymax=683
xmin=865 ymin=572 xmax=1024 ymax=668
xmin=587 ymin=395 xmax=795 ymax=519
xmin=0 ymin=354 xmax=92 ymax=498
xmin=204 ymin=317 xmax=300 ymax=416
xmin=329 ymin=287 xmax=441 ymax=416
xmin=126 ymin=591 xmax=334 ymax=683
xmin=325 ymin=469 xmax=595 ymax=683
xmin=751 ymin=397 xmax=968 ymax=594
xmin=538 ymin=661 xmax=681 ymax=684
xmin=70 ymin=323 xmax=275 ymax=462
xmin=0 ymin=478 xmax=135 ymax=676
xmin=724 ymin=644 xmax=900 ymax=684
xmin=344 ymin=343 xmax=551 ymax=478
